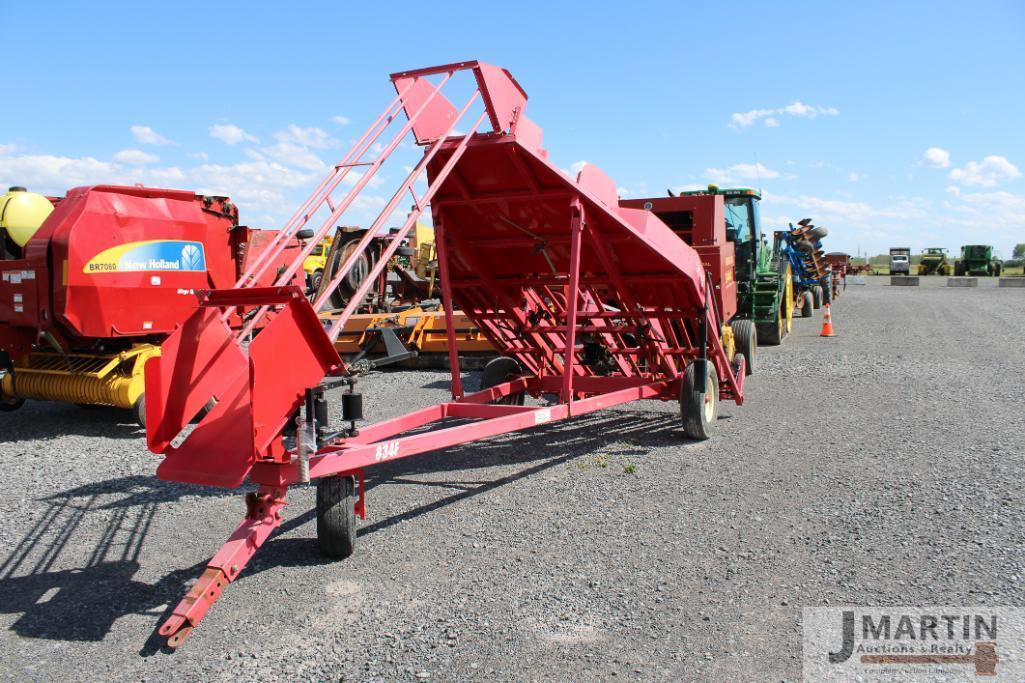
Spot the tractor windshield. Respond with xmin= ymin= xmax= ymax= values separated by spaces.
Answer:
xmin=724 ymin=196 xmax=755 ymax=243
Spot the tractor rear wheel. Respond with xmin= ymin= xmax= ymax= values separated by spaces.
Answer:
xmin=680 ymin=360 xmax=718 ymax=440
xmin=812 ymin=286 xmax=823 ymax=309
xmin=731 ymin=319 xmax=756 ymax=376
xmin=317 ymin=475 xmax=357 ymax=559
xmin=482 ymin=356 xmax=525 ymax=405
xmin=800 ymin=291 xmax=814 ymax=318
xmin=757 ymin=304 xmax=785 ymax=346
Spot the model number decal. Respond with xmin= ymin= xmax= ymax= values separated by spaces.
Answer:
xmin=374 ymin=441 xmax=400 ymax=462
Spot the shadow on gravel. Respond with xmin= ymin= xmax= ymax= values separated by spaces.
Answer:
xmin=0 ymin=402 xmax=142 ymax=442
xmin=0 ymin=408 xmax=694 ymax=649
xmin=0 ymin=475 xmax=228 ymax=643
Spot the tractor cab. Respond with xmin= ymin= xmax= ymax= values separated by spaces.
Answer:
xmin=679 ymin=186 xmax=769 ymax=301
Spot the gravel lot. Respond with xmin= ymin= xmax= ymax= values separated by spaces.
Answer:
xmin=1 ymin=276 xmax=1023 ymax=682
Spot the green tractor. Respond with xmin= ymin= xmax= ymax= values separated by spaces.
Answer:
xmin=680 ymin=186 xmax=792 ymax=345
xmin=917 ymin=247 xmax=951 ymax=275
xmin=956 ymin=245 xmax=1002 ymax=276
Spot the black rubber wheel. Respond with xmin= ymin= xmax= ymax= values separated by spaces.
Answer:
xmin=0 ymin=396 xmax=24 ymax=412
xmin=731 ymin=319 xmax=756 ymax=376
xmin=310 ymin=269 xmax=323 ymax=292
xmin=680 ymin=360 xmax=718 ymax=440
xmin=481 ymin=356 xmax=525 ymax=405
xmin=327 ymin=238 xmax=373 ymax=309
xmin=731 ymin=352 xmax=747 ymax=380
xmin=800 ymin=291 xmax=814 ymax=318
xmin=317 ymin=475 xmax=357 ymax=559
xmin=812 ymin=286 xmax=823 ymax=309
xmin=757 ymin=305 xmax=785 ymax=346
xmin=133 ymin=395 xmax=146 ymax=429
xmin=395 ymin=245 xmax=416 ymax=257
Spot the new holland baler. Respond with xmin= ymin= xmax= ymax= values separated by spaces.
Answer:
xmin=0 ymin=185 xmax=305 ymax=425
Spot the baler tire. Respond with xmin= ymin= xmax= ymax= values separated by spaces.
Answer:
xmin=0 ymin=396 xmax=24 ymax=412
xmin=731 ymin=319 xmax=756 ymax=376
xmin=680 ymin=361 xmax=718 ymax=440
xmin=800 ymin=292 xmax=814 ymax=318
xmin=481 ymin=356 xmax=525 ymax=406
xmin=812 ymin=286 xmax=823 ymax=309
xmin=134 ymin=395 xmax=146 ymax=429
xmin=317 ymin=475 xmax=357 ymax=560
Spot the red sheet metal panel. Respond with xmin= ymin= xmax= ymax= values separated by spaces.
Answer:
xmin=426 ymin=134 xmax=712 ymax=380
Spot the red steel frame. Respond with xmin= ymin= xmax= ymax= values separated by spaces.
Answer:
xmin=146 ymin=61 xmax=745 ymax=647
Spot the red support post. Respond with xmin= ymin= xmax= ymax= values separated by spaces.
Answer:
xmin=433 ymin=215 xmax=464 ymax=399
xmin=560 ymin=199 xmax=585 ymax=406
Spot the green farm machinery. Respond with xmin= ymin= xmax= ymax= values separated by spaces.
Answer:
xmin=956 ymin=245 xmax=1002 ymax=276
xmin=683 ymin=186 xmax=792 ymax=345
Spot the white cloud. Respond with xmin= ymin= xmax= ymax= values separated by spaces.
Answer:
xmin=331 ymin=115 xmax=351 ymax=126
xmin=921 ymin=147 xmax=951 ymax=168
xmin=847 ymin=172 xmax=863 ymax=182
xmin=276 ymin=124 xmax=336 ymax=149
xmin=209 ymin=123 xmax=259 ymax=145
xmin=705 ymin=162 xmax=780 ymax=184
xmin=257 ymin=143 xmax=326 ymax=171
xmin=131 ymin=125 xmax=175 ymax=146
xmin=729 ymin=101 xmax=839 ymax=129
xmin=113 ymin=149 xmax=159 ymax=165
xmin=569 ymin=160 xmax=588 ymax=176
xmin=948 ymin=155 xmax=1021 ymax=187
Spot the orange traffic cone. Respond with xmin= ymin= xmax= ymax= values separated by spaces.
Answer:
xmin=820 ymin=304 xmax=836 ymax=337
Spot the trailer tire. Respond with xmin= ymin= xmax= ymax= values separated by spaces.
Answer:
xmin=812 ymin=286 xmax=823 ymax=309
xmin=800 ymin=291 xmax=814 ymax=318
xmin=482 ymin=356 xmax=525 ymax=405
xmin=317 ymin=475 xmax=357 ymax=559
xmin=134 ymin=395 xmax=146 ymax=429
xmin=731 ymin=319 xmax=756 ymax=376
xmin=680 ymin=360 xmax=718 ymax=440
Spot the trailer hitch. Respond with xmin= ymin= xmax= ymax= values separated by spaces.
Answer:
xmin=158 ymin=486 xmax=287 ymax=648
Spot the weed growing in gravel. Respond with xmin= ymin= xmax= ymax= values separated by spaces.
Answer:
xmin=624 ymin=462 xmax=638 ymax=475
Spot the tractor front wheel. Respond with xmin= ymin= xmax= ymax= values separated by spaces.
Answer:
xmin=731 ymin=319 xmax=756 ymax=376
xmin=680 ymin=360 xmax=718 ymax=440
xmin=317 ymin=475 xmax=357 ymax=559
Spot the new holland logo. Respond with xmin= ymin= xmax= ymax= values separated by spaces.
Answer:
xmin=84 ymin=240 xmax=207 ymax=273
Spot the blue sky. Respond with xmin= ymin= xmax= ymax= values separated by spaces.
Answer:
xmin=3 ymin=0 xmax=1023 ymax=256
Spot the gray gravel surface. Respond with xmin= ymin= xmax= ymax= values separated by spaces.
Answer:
xmin=0 ymin=275 xmax=1023 ymax=681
